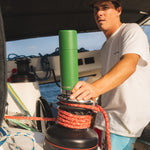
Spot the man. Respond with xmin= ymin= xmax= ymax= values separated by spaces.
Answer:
xmin=70 ymin=0 xmax=150 ymax=149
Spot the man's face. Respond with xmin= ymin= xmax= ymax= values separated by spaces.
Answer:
xmin=93 ymin=1 xmax=121 ymax=32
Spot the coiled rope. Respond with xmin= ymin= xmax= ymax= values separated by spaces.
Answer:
xmin=4 ymin=101 xmax=111 ymax=150
xmin=0 ymin=126 xmax=36 ymax=150
xmin=57 ymin=101 xmax=111 ymax=150
xmin=57 ymin=108 xmax=92 ymax=129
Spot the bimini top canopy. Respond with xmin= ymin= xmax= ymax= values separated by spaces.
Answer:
xmin=0 ymin=0 xmax=150 ymax=41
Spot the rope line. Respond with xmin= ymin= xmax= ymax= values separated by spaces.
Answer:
xmin=4 ymin=116 xmax=56 ymax=122
xmin=7 ymin=83 xmax=31 ymax=117
xmin=4 ymin=101 xmax=111 ymax=150
xmin=7 ymin=119 xmax=37 ymax=132
xmin=0 ymin=126 xmax=36 ymax=150
xmin=57 ymin=101 xmax=111 ymax=150
xmin=7 ymin=82 xmax=38 ymax=129
xmin=57 ymin=108 xmax=92 ymax=129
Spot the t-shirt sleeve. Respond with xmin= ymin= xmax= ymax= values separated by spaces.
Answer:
xmin=121 ymin=24 xmax=150 ymax=66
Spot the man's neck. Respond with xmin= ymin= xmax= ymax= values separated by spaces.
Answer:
xmin=104 ymin=22 xmax=122 ymax=39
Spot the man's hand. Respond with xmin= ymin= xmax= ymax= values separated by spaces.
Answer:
xmin=70 ymin=81 xmax=100 ymax=101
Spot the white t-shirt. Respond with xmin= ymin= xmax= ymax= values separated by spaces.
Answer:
xmin=94 ymin=23 xmax=150 ymax=137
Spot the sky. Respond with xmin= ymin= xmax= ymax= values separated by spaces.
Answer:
xmin=6 ymin=25 xmax=150 ymax=59
xmin=6 ymin=31 xmax=106 ymax=58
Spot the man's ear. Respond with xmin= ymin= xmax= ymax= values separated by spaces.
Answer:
xmin=117 ymin=6 xmax=122 ymax=16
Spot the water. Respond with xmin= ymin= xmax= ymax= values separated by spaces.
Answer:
xmin=39 ymin=77 xmax=88 ymax=104
xmin=39 ymin=82 xmax=61 ymax=103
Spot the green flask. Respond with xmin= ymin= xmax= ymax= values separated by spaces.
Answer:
xmin=59 ymin=30 xmax=78 ymax=92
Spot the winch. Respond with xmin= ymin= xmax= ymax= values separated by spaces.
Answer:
xmin=10 ymin=57 xmax=36 ymax=83
xmin=7 ymin=57 xmax=41 ymax=119
xmin=43 ymin=30 xmax=99 ymax=150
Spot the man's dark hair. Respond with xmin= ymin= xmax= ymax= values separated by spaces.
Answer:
xmin=111 ymin=0 xmax=121 ymax=9
xmin=88 ymin=0 xmax=122 ymax=9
